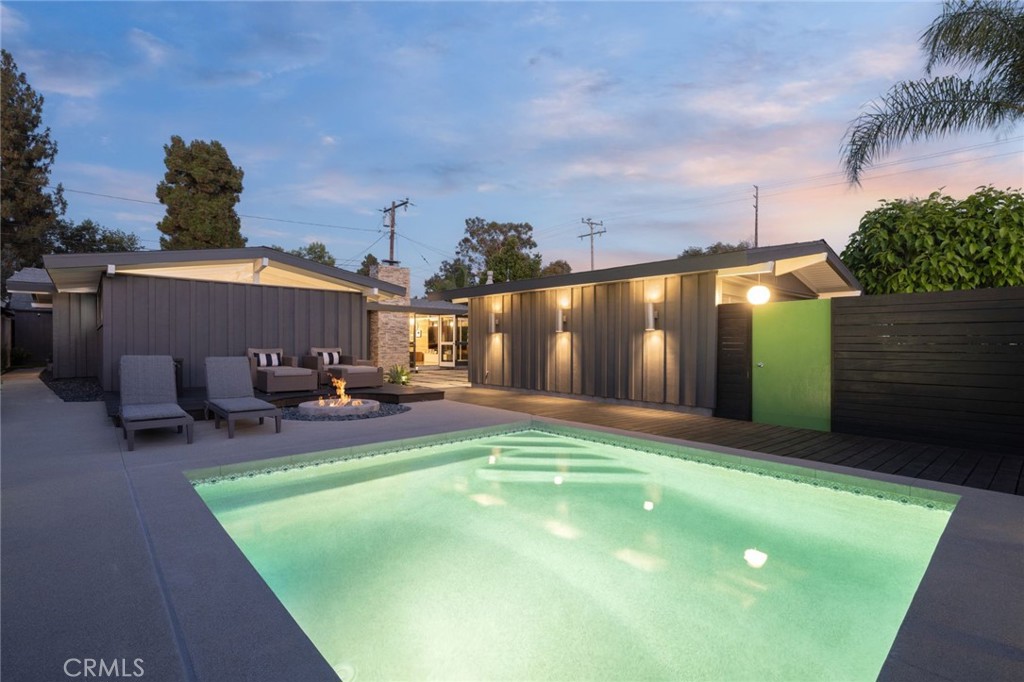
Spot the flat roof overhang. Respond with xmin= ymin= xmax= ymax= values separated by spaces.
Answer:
xmin=42 ymin=247 xmax=405 ymax=300
xmin=433 ymin=240 xmax=861 ymax=302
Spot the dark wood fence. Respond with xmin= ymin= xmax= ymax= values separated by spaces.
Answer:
xmin=832 ymin=287 xmax=1024 ymax=454
xmin=715 ymin=303 xmax=752 ymax=420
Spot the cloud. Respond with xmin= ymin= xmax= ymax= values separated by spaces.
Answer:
xmin=320 ymin=135 xmax=337 ymax=147
xmin=294 ymin=171 xmax=394 ymax=207
xmin=17 ymin=48 xmax=119 ymax=98
xmin=60 ymin=162 xmax=162 ymax=203
xmin=128 ymin=28 xmax=171 ymax=67
xmin=0 ymin=5 xmax=28 ymax=36
xmin=525 ymin=67 xmax=624 ymax=139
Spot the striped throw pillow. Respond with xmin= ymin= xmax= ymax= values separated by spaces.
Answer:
xmin=253 ymin=352 xmax=281 ymax=368
xmin=319 ymin=351 xmax=343 ymax=366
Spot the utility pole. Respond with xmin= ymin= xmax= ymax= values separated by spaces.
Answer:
xmin=578 ymin=217 xmax=606 ymax=271
xmin=380 ymin=198 xmax=410 ymax=264
xmin=752 ymin=185 xmax=759 ymax=248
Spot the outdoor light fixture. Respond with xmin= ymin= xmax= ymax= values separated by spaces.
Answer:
xmin=556 ymin=308 xmax=569 ymax=333
xmin=644 ymin=301 xmax=660 ymax=331
xmin=488 ymin=312 xmax=501 ymax=334
xmin=747 ymin=284 xmax=771 ymax=305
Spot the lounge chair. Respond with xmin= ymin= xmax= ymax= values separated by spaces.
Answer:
xmin=247 ymin=346 xmax=318 ymax=393
xmin=118 ymin=355 xmax=194 ymax=451
xmin=302 ymin=346 xmax=384 ymax=388
xmin=204 ymin=356 xmax=282 ymax=438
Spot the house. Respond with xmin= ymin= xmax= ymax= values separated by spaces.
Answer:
xmin=36 ymin=247 xmax=405 ymax=391
xmin=436 ymin=240 xmax=861 ymax=415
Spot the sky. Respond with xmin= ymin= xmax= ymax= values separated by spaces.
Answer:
xmin=2 ymin=1 xmax=1021 ymax=296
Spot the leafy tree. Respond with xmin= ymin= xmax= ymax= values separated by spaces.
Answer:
xmin=540 ymin=259 xmax=573 ymax=277
xmin=357 ymin=253 xmax=379 ymax=276
xmin=678 ymin=240 xmax=753 ymax=257
xmin=156 ymin=135 xmax=245 ymax=249
xmin=484 ymin=235 xmax=542 ymax=283
xmin=1 ymin=49 xmax=66 ymax=294
xmin=449 ymin=217 xmax=542 ymax=285
xmin=290 ymin=241 xmax=335 ymax=266
xmin=841 ymin=185 xmax=1024 ymax=294
xmin=424 ymin=257 xmax=472 ymax=293
xmin=52 ymin=219 xmax=142 ymax=254
xmin=842 ymin=1 xmax=1024 ymax=184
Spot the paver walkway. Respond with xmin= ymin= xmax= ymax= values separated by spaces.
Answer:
xmin=446 ymin=387 xmax=1024 ymax=496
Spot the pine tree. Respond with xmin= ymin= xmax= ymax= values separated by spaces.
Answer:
xmin=1 ymin=49 xmax=66 ymax=294
xmin=156 ymin=136 xmax=246 ymax=249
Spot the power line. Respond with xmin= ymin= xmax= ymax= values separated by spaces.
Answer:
xmin=51 ymin=185 xmax=382 ymax=233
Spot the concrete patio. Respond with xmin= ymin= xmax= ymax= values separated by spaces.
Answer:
xmin=2 ymin=368 xmax=1021 ymax=681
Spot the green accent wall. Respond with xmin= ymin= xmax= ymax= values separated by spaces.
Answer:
xmin=752 ymin=299 xmax=831 ymax=431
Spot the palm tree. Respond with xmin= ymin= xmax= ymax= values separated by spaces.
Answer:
xmin=842 ymin=1 xmax=1024 ymax=185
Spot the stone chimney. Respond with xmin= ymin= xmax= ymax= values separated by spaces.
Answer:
xmin=368 ymin=264 xmax=410 ymax=371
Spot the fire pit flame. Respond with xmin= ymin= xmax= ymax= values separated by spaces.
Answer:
xmin=326 ymin=376 xmax=351 ymax=406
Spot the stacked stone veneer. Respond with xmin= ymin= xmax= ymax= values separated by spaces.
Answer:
xmin=368 ymin=264 xmax=411 ymax=372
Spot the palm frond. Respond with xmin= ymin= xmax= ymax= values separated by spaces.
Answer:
xmin=923 ymin=0 xmax=1024 ymax=87
xmin=841 ymin=74 xmax=1023 ymax=184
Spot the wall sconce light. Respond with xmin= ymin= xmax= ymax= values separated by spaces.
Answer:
xmin=746 ymin=284 xmax=771 ymax=305
xmin=555 ymin=308 xmax=569 ymax=333
xmin=644 ymin=301 xmax=660 ymax=331
xmin=488 ymin=311 xmax=501 ymax=334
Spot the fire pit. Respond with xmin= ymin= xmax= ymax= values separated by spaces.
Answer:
xmin=297 ymin=376 xmax=380 ymax=418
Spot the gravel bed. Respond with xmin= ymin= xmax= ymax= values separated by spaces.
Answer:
xmin=39 ymin=372 xmax=106 ymax=402
xmin=281 ymin=403 xmax=411 ymax=421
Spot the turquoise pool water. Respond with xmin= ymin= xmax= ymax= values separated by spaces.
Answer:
xmin=193 ymin=425 xmax=956 ymax=681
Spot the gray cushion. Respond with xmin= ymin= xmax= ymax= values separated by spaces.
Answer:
xmin=258 ymin=366 xmax=313 ymax=377
xmin=122 ymin=403 xmax=189 ymax=421
xmin=206 ymin=357 xmax=255 ymax=399
xmin=208 ymin=397 xmax=278 ymax=414
xmin=120 ymin=355 xmax=177 ymax=406
xmin=339 ymin=365 xmax=379 ymax=375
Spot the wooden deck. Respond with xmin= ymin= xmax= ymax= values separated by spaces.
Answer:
xmin=445 ymin=387 xmax=1024 ymax=496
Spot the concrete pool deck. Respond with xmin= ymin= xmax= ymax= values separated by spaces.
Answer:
xmin=2 ymin=369 xmax=1021 ymax=681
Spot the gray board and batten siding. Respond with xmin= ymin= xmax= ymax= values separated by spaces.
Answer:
xmin=52 ymin=274 xmax=367 ymax=391
xmin=831 ymin=286 xmax=1024 ymax=454
xmin=469 ymin=271 xmax=719 ymax=412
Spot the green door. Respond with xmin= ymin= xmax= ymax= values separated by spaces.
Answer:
xmin=752 ymin=299 xmax=831 ymax=431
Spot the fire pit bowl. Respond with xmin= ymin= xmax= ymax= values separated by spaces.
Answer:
xmin=297 ymin=398 xmax=380 ymax=418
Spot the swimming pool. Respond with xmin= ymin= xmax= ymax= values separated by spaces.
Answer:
xmin=192 ymin=423 xmax=957 ymax=681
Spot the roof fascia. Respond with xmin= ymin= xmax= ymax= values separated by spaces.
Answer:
xmin=44 ymin=247 xmax=405 ymax=296
xmin=435 ymin=241 xmax=835 ymax=301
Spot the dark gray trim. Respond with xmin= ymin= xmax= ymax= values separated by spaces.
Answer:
xmin=43 ymin=247 xmax=405 ymax=296
xmin=433 ymin=240 xmax=859 ymax=300
xmin=369 ymin=301 xmax=468 ymax=315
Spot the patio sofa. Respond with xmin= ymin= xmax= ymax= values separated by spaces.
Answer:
xmin=302 ymin=347 xmax=384 ymax=389
xmin=247 ymin=347 xmax=318 ymax=394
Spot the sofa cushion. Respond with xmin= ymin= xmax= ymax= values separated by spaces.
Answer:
xmin=258 ymin=366 xmax=313 ymax=378
xmin=340 ymin=365 xmax=379 ymax=375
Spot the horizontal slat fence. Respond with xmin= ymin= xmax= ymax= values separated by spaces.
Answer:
xmin=832 ymin=287 xmax=1024 ymax=454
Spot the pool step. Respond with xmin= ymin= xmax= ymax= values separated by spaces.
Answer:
xmin=476 ymin=461 xmax=649 ymax=484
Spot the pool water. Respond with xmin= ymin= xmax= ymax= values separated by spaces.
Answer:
xmin=194 ymin=426 xmax=955 ymax=681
